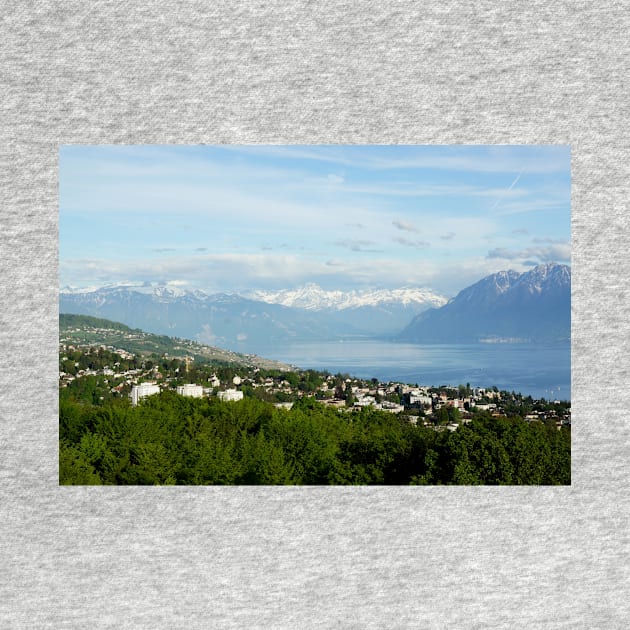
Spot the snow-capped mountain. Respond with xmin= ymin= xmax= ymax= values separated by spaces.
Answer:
xmin=60 ymin=282 xmax=449 ymax=346
xmin=250 ymin=283 xmax=447 ymax=311
xmin=399 ymin=263 xmax=571 ymax=343
xmin=61 ymin=282 xmax=210 ymax=300
xmin=60 ymin=284 xmax=369 ymax=348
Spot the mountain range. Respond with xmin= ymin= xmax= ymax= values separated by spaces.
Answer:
xmin=60 ymin=283 xmax=444 ymax=348
xmin=60 ymin=263 xmax=570 ymax=348
xmin=250 ymin=283 xmax=446 ymax=311
xmin=398 ymin=263 xmax=570 ymax=343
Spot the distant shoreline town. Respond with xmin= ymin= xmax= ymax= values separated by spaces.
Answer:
xmin=60 ymin=315 xmax=570 ymax=433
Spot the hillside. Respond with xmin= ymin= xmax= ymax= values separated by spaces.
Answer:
xmin=59 ymin=314 xmax=292 ymax=371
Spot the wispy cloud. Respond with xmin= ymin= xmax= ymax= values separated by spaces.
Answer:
xmin=60 ymin=247 xmax=566 ymax=297
xmin=60 ymin=145 xmax=570 ymax=296
xmin=487 ymin=242 xmax=570 ymax=263
xmin=61 ymin=253 xmax=342 ymax=292
xmin=334 ymin=239 xmax=384 ymax=253
xmin=392 ymin=220 xmax=419 ymax=233
xmin=326 ymin=174 xmax=345 ymax=184
xmin=493 ymin=199 xmax=569 ymax=217
xmin=532 ymin=237 xmax=567 ymax=244
xmin=393 ymin=237 xmax=430 ymax=249
xmin=222 ymin=145 xmax=570 ymax=175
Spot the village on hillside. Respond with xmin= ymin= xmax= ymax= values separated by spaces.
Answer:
xmin=59 ymin=336 xmax=571 ymax=432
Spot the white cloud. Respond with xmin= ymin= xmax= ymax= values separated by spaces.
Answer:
xmin=62 ymin=251 xmax=546 ymax=298
xmin=393 ymin=237 xmax=430 ymax=248
xmin=334 ymin=240 xmax=384 ymax=253
xmin=327 ymin=174 xmax=345 ymax=184
xmin=487 ymin=242 xmax=571 ymax=263
xmin=532 ymin=237 xmax=566 ymax=244
xmin=61 ymin=252 xmax=393 ymax=293
xmin=60 ymin=147 xmax=570 ymax=298
xmin=392 ymin=220 xmax=419 ymax=233
xmin=493 ymin=199 xmax=570 ymax=216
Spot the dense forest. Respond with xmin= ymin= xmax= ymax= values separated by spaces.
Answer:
xmin=60 ymin=391 xmax=570 ymax=485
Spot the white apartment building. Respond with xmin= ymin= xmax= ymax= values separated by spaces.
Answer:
xmin=218 ymin=388 xmax=244 ymax=402
xmin=355 ymin=395 xmax=376 ymax=407
xmin=380 ymin=401 xmax=405 ymax=414
xmin=176 ymin=384 xmax=204 ymax=398
xmin=130 ymin=382 xmax=160 ymax=406
xmin=409 ymin=393 xmax=432 ymax=407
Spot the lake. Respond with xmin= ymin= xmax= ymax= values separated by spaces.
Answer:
xmin=237 ymin=340 xmax=571 ymax=400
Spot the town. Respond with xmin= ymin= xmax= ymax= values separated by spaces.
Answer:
xmin=59 ymin=338 xmax=571 ymax=432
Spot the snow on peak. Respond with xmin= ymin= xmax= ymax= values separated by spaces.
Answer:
xmin=153 ymin=285 xmax=205 ymax=299
xmin=250 ymin=284 xmax=447 ymax=311
xmin=60 ymin=282 xmax=210 ymax=300
xmin=60 ymin=285 xmax=104 ymax=294
xmin=515 ymin=262 xmax=571 ymax=294
xmin=459 ymin=263 xmax=570 ymax=302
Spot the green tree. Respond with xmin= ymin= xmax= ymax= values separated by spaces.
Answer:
xmin=59 ymin=442 xmax=102 ymax=485
xmin=436 ymin=406 xmax=450 ymax=425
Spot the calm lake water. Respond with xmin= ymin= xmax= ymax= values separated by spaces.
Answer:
xmin=237 ymin=340 xmax=571 ymax=401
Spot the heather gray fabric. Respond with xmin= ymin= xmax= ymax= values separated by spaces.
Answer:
xmin=1 ymin=2 xmax=628 ymax=627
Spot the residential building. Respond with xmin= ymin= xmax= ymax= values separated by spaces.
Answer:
xmin=176 ymin=384 xmax=204 ymax=398
xmin=218 ymin=388 xmax=244 ymax=402
xmin=130 ymin=382 xmax=160 ymax=406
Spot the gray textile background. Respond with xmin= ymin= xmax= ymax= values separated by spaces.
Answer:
xmin=1 ymin=2 xmax=628 ymax=627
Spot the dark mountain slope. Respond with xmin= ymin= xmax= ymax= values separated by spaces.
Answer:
xmin=398 ymin=263 xmax=570 ymax=343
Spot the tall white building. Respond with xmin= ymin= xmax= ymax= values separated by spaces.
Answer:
xmin=176 ymin=384 xmax=204 ymax=398
xmin=409 ymin=393 xmax=432 ymax=407
xmin=218 ymin=388 xmax=243 ymax=402
xmin=130 ymin=382 xmax=160 ymax=406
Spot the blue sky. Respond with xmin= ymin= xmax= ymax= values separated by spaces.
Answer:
xmin=59 ymin=145 xmax=570 ymax=297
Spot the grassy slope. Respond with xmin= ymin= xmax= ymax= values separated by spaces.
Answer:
xmin=59 ymin=313 xmax=292 ymax=370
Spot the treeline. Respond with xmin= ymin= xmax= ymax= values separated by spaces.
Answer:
xmin=60 ymin=392 xmax=570 ymax=486
xmin=60 ymin=313 xmax=134 ymax=331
